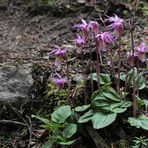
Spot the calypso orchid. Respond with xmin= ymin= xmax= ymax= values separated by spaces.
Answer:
xmin=52 ymin=76 xmax=66 ymax=92
xmin=96 ymin=32 xmax=114 ymax=51
xmin=88 ymin=21 xmax=99 ymax=35
xmin=137 ymin=41 xmax=148 ymax=62
xmin=75 ymin=18 xmax=89 ymax=40
xmin=127 ymin=51 xmax=138 ymax=66
xmin=106 ymin=14 xmax=124 ymax=38
xmin=53 ymin=46 xmax=67 ymax=59
xmin=74 ymin=34 xmax=85 ymax=54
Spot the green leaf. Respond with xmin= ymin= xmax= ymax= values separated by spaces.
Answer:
xmin=119 ymin=72 xmax=126 ymax=81
xmin=136 ymin=96 xmax=148 ymax=107
xmin=100 ymin=73 xmax=111 ymax=85
xmin=110 ymin=106 xmax=127 ymax=113
xmin=128 ymin=115 xmax=148 ymax=130
xmin=58 ymin=140 xmax=76 ymax=145
xmin=126 ymin=68 xmax=146 ymax=90
xmin=91 ymin=73 xmax=98 ymax=82
xmin=91 ymin=94 xmax=111 ymax=112
xmin=92 ymin=73 xmax=111 ymax=85
xmin=109 ymin=100 xmax=132 ymax=113
xmin=138 ymin=73 xmax=146 ymax=89
xmin=75 ymin=104 xmax=90 ymax=112
xmin=136 ymin=96 xmax=145 ymax=106
xmin=63 ymin=124 xmax=77 ymax=138
xmin=78 ymin=110 xmax=94 ymax=123
xmin=92 ymin=94 xmax=107 ymax=102
xmin=91 ymin=91 xmax=99 ymax=100
xmin=41 ymin=122 xmax=65 ymax=131
xmin=32 ymin=115 xmax=65 ymax=131
xmin=101 ymin=83 xmax=111 ymax=92
xmin=144 ymin=100 xmax=148 ymax=106
xmin=91 ymin=93 xmax=132 ymax=113
xmin=32 ymin=115 xmax=50 ymax=124
xmin=51 ymin=105 xmax=72 ymax=123
xmin=41 ymin=140 xmax=55 ymax=148
xmin=102 ymin=88 xmax=120 ymax=102
xmin=91 ymin=112 xmax=117 ymax=129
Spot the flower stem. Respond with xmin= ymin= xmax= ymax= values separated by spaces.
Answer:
xmin=109 ymin=48 xmax=118 ymax=89
xmin=124 ymin=60 xmax=128 ymax=100
xmin=130 ymin=19 xmax=136 ymax=117
xmin=80 ymin=51 xmax=87 ymax=104
xmin=65 ymin=57 xmax=72 ymax=104
xmin=89 ymin=50 xmax=94 ymax=93
xmin=117 ymin=42 xmax=121 ymax=94
xmin=95 ymin=46 xmax=101 ymax=93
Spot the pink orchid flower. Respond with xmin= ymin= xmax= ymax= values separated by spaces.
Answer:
xmin=88 ymin=21 xmax=99 ymax=35
xmin=127 ymin=51 xmax=138 ymax=66
xmin=74 ymin=35 xmax=85 ymax=54
xmin=52 ymin=77 xmax=66 ymax=92
xmin=75 ymin=18 xmax=89 ymax=40
xmin=106 ymin=14 xmax=124 ymax=38
xmin=96 ymin=32 xmax=114 ymax=51
xmin=53 ymin=47 xmax=67 ymax=59
xmin=137 ymin=41 xmax=148 ymax=62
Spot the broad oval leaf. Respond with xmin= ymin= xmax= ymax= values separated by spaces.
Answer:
xmin=75 ymin=104 xmax=90 ymax=112
xmin=41 ymin=140 xmax=55 ymax=148
xmin=126 ymin=68 xmax=146 ymax=89
xmin=51 ymin=105 xmax=72 ymax=123
xmin=91 ymin=94 xmax=110 ymax=108
xmin=109 ymin=101 xmax=132 ymax=113
xmin=92 ymin=73 xmax=111 ymax=85
xmin=63 ymin=123 xmax=77 ymax=138
xmin=102 ymin=88 xmax=120 ymax=102
xmin=138 ymin=74 xmax=146 ymax=89
xmin=128 ymin=115 xmax=148 ymax=130
xmin=144 ymin=99 xmax=148 ymax=106
xmin=32 ymin=115 xmax=50 ymax=124
xmin=58 ymin=140 xmax=76 ymax=145
xmin=92 ymin=94 xmax=107 ymax=102
xmin=91 ymin=112 xmax=117 ymax=129
xmin=78 ymin=110 xmax=94 ymax=123
xmin=100 ymin=73 xmax=111 ymax=85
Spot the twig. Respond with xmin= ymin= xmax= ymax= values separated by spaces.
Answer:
xmin=25 ymin=115 xmax=32 ymax=148
xmin=9 ymin=104 xmax=32 ymax=148
xmin=0 ymin=120 xmax=26 ymax=126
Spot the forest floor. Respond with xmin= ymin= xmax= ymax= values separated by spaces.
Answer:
xmin=0 ymin=0 xmax=148 ymax=147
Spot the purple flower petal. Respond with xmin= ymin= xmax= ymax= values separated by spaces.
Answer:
xmin=52 ymin=77 xmax=66 ymax=92
xmin=53 ymin=47 xmax=67 ymax=58
xmin=88 ymin=21 xmax=99 ymax=35
xmin=106 ymin=14 xmax=124 ymax=37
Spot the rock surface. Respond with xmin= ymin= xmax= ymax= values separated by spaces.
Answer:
xmin=0 ymin=63 xmax=33 ymax=102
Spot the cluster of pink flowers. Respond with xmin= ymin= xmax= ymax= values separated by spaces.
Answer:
xmin=74 ymin=15 xmax=147 ymax=63
xmin=127 ymin=41 xmax=148 ymax=66
xmin=50 ymin=14 xmax=147 ymax=92
xmin=74 ymin=14 xmax=125 ymax=53
xmin=51 ymin=46 xmax=67 ymax=92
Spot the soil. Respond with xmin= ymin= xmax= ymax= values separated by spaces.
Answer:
xmin=0 ymin=0 xmax=147 ymax=147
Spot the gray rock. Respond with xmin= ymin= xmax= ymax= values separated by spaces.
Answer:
xmin=0 ymin=63 xmax=33 ymax=102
